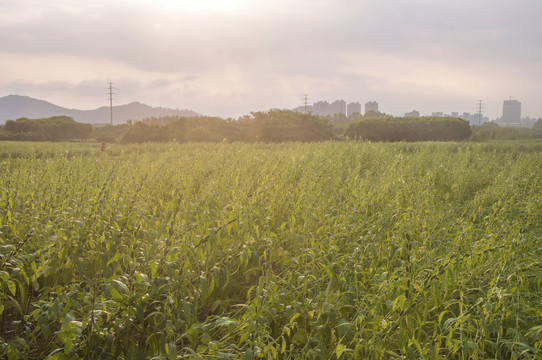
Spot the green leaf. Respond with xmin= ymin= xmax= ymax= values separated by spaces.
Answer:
xmin=337 ymin=319 xmax=353 ymax=338
xmin=166 ymin=342 xmax=177 ymax=360
xmin=135 ymin=271 xmax=151 ymax=286
xmin=111 ymin=279 xmax=130 ymax=295
xmin=7 ymin=280 xmax=16 ymax=296
xmin=291 ymin=328 xmax=308 ymax=345
xmin=106 ymin=251 xmax=121 ymax=266
xmin=336 ymin=343 xmax=347 ymax=359
xmin=0 ymin=244 xmax=15 ymax=255
xmin=7 ymin=346 xmax=19 ymax=360
xmin=241 ymin=349 xmax=254 ymax=360
xmin=110 ymin=287 xmax=123 ymax=301
xmin=186 ymin=324 xmax=199 ymax=347
xmin=392 ymin=294 xmax=406 ymax=312
xmin=215 ymin=316 xmax=236 ymax=327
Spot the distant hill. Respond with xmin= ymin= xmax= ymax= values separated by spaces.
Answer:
xmin=0 ymin=95 xmax=200 ymax=124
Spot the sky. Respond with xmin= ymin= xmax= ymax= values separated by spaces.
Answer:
xmin=1 ymin=0 xmax=541 ymax=120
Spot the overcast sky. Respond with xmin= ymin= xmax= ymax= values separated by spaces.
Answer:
xmin=1 ymin=0 xmax=541 ymax=119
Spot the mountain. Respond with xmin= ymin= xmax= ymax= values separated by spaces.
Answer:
xmin=0 ymin=95 xmax=200 ymax=124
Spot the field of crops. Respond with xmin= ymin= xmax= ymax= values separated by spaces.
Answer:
xmin=1 ymin=141 xmax=541 ymax=359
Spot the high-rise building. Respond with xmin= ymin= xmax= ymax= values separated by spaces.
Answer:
xmin=330 ymin=100 xmax=346 ymax=116
xmin=347 ymin=102 xmax=362 ymax=116
xmin=365 ymin=101 xmax=379 ymax=114
xmin=313 ymin=101 xmax=330 ymax=117
xmin=502 ymin=99 xmax=521 ymax=124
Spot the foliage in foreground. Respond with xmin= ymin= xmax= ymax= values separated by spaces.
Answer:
xmin=1 ymin=141 xmax=541 ymax=359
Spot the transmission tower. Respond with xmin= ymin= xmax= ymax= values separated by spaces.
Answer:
xmin=303 ymin=94 xmax=309 ymax=114
xmin=107 ymin=82 xmax=116 ymax=125
xmin=477 ymin=100 xmax=484 ymax=125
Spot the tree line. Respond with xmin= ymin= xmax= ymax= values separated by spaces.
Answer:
xmin=2 ymin=112 xmax=541 ymax=143
xmin=0 ymin=116 xmax=92 ymax=141
xmin=344 ymin=116 xmax=472 ymax=142
xmin=100 ymin=110 xmax=336 ymax=143
xmin=470 ymin=121 xmax=542 ymax=141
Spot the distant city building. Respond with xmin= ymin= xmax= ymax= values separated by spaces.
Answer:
xmin=451 ymin=112 xmax=459 ymax=118
xmin=521 ymin=116 xmax=537 ymax=128
xmin=431 ymin=112 xmax=443 ymax=117
xmin=460 ymin=112 xmax=488 ymax=125
xmin=365 ymin=101 xmax=379 ymax=114
xmin=293 ymin=105 xmax=313 ymax=114
xmin=404 ymin=110 xmax=420 ymax=117
xmin=462 ymin=112 xmax=473 ymax=124
xmin=347 ymin=102 xmax=362 ymax=116
xmin=330 ymin=100 xmax=346 ymax=116
xmin=312 ymin=101 xmax=330 ymax=117
xmin=502 ymin=99 xmax=521 ymax=124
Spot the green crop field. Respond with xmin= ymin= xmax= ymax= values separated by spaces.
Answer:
xmin=1 ymin=141 xmax=541 ymax=359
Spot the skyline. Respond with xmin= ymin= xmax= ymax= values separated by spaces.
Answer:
xmin=1 ymin=0 xmax=541 ymax=120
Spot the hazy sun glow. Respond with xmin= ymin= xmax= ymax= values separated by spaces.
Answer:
xmin=152 ymin=0 xmax=248 ymax=12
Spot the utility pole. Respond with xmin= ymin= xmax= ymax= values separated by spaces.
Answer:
xmin=108 ymin=82 xmax=115 ymax=125
xmin=477 ymin=100 xmax=484 ymax=125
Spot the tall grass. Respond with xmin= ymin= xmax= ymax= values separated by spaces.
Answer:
xmin=1 ymin=141 xmax=541 ymax=359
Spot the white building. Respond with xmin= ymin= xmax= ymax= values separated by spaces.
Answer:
xmin=502 ymin=99 xmax=521 ymax=124
xmin=365 ymin=101 xmax=379 ymax=114
xmin=347 ymin=102 xmax=362 ymax=116
xmin=330 ymin=100 xmax=346 ymax=116
xmin=313 ymin=101 xmax=330 ymax=117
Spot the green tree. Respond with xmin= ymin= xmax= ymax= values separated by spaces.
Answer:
xmin=345 ymin=116 xmax=471 ymax=142
xmin=244 ymin=110 xmax=335 ymax=142
xmin=363 ymin=110 xmax=385 ymax=118
xmin=0 ymin=116 xmax=92 ymax=141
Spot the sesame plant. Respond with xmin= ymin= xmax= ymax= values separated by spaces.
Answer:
xmin=0 ymin=141 xmax=541 ymax=359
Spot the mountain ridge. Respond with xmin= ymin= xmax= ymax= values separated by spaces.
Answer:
xmin=0 ymin=95 xmax=200 ymax=124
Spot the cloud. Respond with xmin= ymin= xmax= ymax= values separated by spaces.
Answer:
xmin=3 ymin=0 xmax=539 ymax=72
xmin=0 ymin=0 xmax=541 ymax=118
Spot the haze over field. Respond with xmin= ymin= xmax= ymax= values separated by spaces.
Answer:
xmin=1 ymin=0 xmax=541 ymax=119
